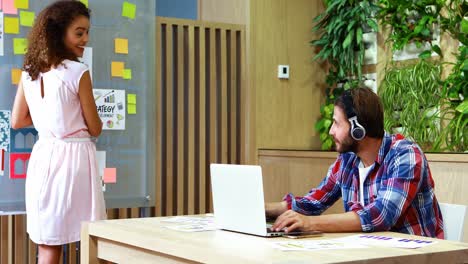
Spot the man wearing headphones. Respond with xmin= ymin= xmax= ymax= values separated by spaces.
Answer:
xmin=266 ymin=87 xmax=444 ymax=238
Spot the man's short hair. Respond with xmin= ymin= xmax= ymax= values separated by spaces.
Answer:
xmin=335 ymin=87 xmax=385 ymax=138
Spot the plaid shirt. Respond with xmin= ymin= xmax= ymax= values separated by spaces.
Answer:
xmin=284 ymin=133 xmax=444 ymax=238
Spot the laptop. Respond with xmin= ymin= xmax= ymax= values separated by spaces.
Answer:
xmin=210 ymin=163 xmax=284 ymax=237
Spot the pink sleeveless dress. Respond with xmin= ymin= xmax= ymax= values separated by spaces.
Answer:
xmin=22 ymin=60 xmax=106 ymax=245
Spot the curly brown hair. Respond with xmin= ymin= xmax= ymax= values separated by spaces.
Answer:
xmin=23 ymin=0 xmax=90 ymax=80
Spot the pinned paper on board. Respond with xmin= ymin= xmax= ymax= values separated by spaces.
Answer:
xmin=115 ymin=38 xmax=128 ymax=54
xmin=123 ymin=69 xmax=132 ymax=80
xmin=127 ymin=94 xmax=136 ymax=104
xmin=79 ymin=0 xmax=88 ymax=7
xmin=13 ymin=38 xmax=27 ymax=54
xmin=93 ymin=89 xmax=126 ymax=130
xmin=19 ymin=10 xmax=34 ymax=27
xmin=96 ymin=150 xmax=106 ymax=180
xmin=122 ymin=1 xmax=136 ymax=19
xmin=0 ymin=111 xmax=11 ymax=151
xmin=14 ymin=0 xmax=28 ymax=9
xmin=2 ymin=0 xmax=17 ymax=15
xmin=11 ymin=68 xmax=21 ymax=85
xmin=9 ymin=152 xmax=30 ymax=179
xmin=4 ymin=16 xmax=19 ymax=34
xmin=111 ymin=61 xmax=124 ymax=77
xmin=127 ymin=104 xmax=136 ymax=114
xmin=0 ymin=12 xmax=4 ymax=56
xmin=103 ymin=168 xmax=116 ymax=183
xmin=127 ymin=93 xmax=136 ymax=114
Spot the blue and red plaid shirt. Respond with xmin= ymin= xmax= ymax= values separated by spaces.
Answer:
xmin=284 ymin=133 xmax=444 ymax=238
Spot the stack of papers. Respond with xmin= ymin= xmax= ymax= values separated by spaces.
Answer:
xmin=273 ymin=234 xmax=437 ymax=251
xmin=162 ymin=215 xmax=217 ymax=232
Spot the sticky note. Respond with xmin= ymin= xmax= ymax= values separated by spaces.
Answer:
xmin=3 ymin=0 xmax=17 ymax=14
xmin=103 ymin=168 xmax=117 ymax=183
xmin=11 ymin=68 xmax=22 ymax=85
xmin=19 ymin=10 xmax=34 ymax=27
xmin=122 ymin=1 xmax=136 ymax=19
xmin=13 ymin=38 xmax=27 ymax=54
xmin=127 ymin=104 xmax=136 ymax=114
xmin=123 ymin=69 xmax=132 ymax=80
xmin=79 ymin=0 xmax=88 ymax=7
xmin=14 ymin=0 xmax=27 ymax=9
xmin=5 ymin=17 xmax=19 ymax=34
xmin=111 ymin=61 xmax=124 ymax=77
xmin=115 ymin=38 xmax=128 ymax=54
xmin=127 ymin=94 xmax=136 ymax=104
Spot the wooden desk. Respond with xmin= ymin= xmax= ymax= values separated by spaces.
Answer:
xmin=81 ymin=216 xmax=468 ymax=264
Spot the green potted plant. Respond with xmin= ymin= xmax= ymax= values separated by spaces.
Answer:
xmin=311 ymin=0 xmax=379 ymax=150
xmin=377 ymin=0 xmax=444 ymax=58
xmin=378 ymin=59 xmax=443 ymax=151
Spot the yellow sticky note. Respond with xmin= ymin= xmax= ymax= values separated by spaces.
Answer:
xmin=19 ymin=11 xmax=35 ymax=27
xmin=14 ymin=0 xmax=28 ymax=9
xmin=123 ymin=69 xmax=132 ymax=80
xmin=79 ymin=0 xmax=88 ymax=7
xmin=111 ymin=61 xmax=125 ymax=77
xmin=122 ymin=1 xmax=136 ymax=19
xmin=127 ymin=94 xmax=136 ymax=104
xmin=13 ymin=38 xmax=28 ymax=54
xmin=11 ymin=68 xmax=22 ymax=85
xmin=5 ymin=17 xmax=20 ymax=34
xmin=115 ymin=38 xmax=129 ymax=54
xmin=127 ymin=104 xmax=137 ymax=114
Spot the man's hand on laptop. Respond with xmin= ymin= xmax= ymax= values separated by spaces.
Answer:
xmin=272 ymin=210 xmax=311 ymax=233
xmin=265 ymin=201 xmax=288 ymax=218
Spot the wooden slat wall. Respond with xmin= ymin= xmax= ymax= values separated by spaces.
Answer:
xmin=156 ymin=17 xmax=246 ymax=216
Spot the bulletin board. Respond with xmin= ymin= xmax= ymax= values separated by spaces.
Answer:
xmin=0 ymin=0 xmax=156 ymax=213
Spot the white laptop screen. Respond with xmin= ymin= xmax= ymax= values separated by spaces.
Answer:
xmin=210 ymin=164 xmax=270 ymax=236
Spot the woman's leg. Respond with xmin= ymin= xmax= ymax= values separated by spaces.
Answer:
xmin=38 ymin=244 xmax=62 ymax=264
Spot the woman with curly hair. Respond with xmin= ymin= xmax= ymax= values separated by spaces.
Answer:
xmin=11 ymin=1 xmax=106 ymax=262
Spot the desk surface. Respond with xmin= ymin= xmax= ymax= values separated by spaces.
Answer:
xmin=81 ymin=215 xmax=468 ymax=264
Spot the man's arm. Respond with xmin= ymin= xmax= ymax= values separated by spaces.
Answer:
xmin=265 ymin=201 xmax=288 ymax=218
xmin=272 ymin=210 xmax=362 ymax=233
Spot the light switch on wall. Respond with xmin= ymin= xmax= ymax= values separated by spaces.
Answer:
xmin=278 ymin=65 xmax=289 ymax=79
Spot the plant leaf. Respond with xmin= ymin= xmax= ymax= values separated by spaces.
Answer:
xmin=418 ymin=50 xmax=432 ymax=59
xmin=455 ymin=100 xmax=468 ymax=114
xmin=356 ymin=27 xmax=363 ymax=45
xmin=461 ymin=19 xmax=468 ymax=34
xmin=463 ymin=59 xmax=468 ymax=72
xmin=432 ymin=45 xmax=442 ymax=57
xmin=343 ymin=29 xmax=354 ymax=49
xmin=367 ymin=19 xmax=379 ymax=32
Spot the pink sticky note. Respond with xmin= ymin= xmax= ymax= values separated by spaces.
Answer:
xmin=9 ymin=152 xmax=30 ymax=179
xmin=2 ymin=0 xmax=18 ymax=15
xmin=103 ymin=168 xmax=117 ymax=183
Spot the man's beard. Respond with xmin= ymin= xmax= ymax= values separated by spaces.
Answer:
xmin=336 ymin=134 xmax=358 ymax=153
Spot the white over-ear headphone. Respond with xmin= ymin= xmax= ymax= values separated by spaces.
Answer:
xmin=343 ymin=91 xmax=366 ymax=141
